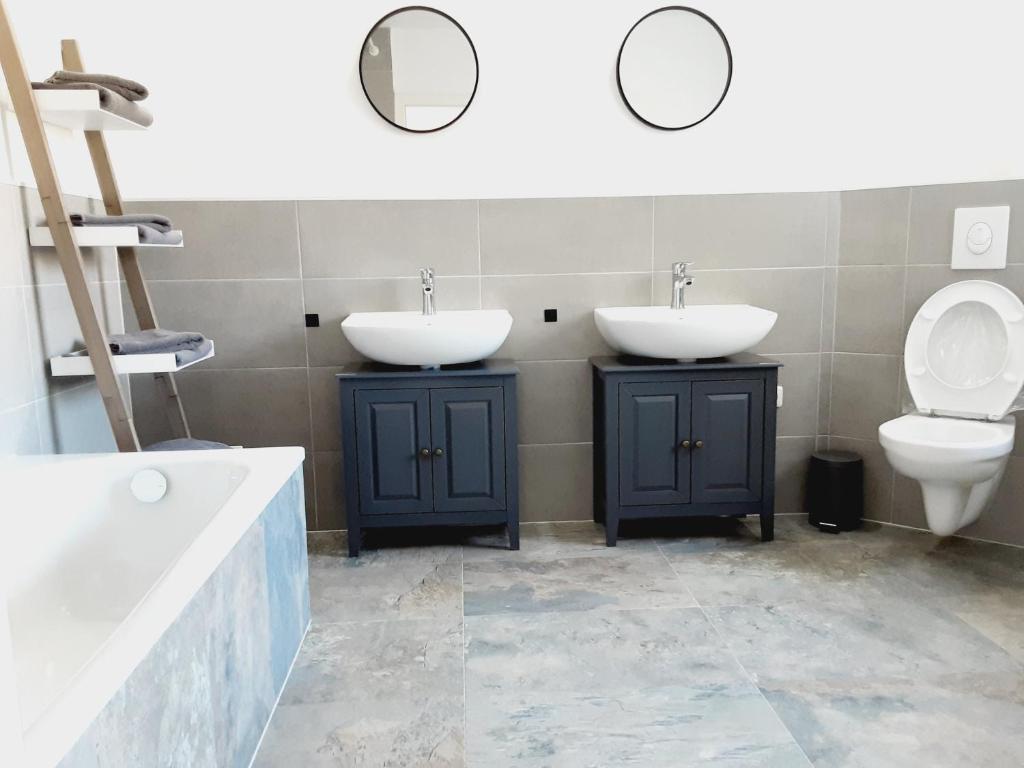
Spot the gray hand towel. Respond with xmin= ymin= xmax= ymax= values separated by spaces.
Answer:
xmin=31 ymin=81 xmax=154 ymax=127
xmin=44 ymin=70 xmax=148 ymax=101
xmin=174 ymin=338 xmax=214 ymax=366
xmin=70 ymin=213 xmax=173 ymax=233
xmin=136 ymin=224 xmax=183 ymax=245
xmin=108 ymin=329 xmax=206 ymax=355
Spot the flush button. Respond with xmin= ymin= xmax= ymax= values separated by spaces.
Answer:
xmin=951 ymin=206 xmax=1010 ymax=270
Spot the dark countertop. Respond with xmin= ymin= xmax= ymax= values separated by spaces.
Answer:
xmin=590 ymin=353 xmax=782 ymax=373
xmin=337 ymin=358 xmax=518 ymax=379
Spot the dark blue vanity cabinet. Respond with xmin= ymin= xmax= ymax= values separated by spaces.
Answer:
xmin=338 ymin=361 xmax=518 ymax=557
xmin=592 ymin=355 xmax=781 ymax=546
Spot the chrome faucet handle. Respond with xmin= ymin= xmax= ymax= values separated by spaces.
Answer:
xmin=672 ymin=261 xmax=695 ymax=276
xmin=419 ymin=267 xmax=435 ymax=286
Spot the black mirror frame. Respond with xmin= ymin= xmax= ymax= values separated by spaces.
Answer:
xmin=359 ymin=5 xmax=480 ymax=134
xmin=616 ymin=6 xmax=733 ymax=131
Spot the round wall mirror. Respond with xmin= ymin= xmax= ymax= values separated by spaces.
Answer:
xmin=359 ymin=6 xmax=479 ymax=133
xmin=617 ymin=6 xmax=732 ymax=131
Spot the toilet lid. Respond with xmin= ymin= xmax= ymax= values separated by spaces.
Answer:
xmin=905 ymin=280 xmax=1024 ymax=420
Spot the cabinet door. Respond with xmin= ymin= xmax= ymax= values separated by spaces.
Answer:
xmin=430 ymin=387 xmax=506 ymax=513
xmin=354 ymin=389 xmax=433 ymax=516
xmin=618 ymin=382 xmax=691 ymax=506
xmin=691 ymin=380 xmax=764 ymax=504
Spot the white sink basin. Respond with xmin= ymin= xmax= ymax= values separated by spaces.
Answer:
xmin=594 ymin=305 xmax=778 ymax=361
xmin=341 ymin=310 xmax=513 ymax=367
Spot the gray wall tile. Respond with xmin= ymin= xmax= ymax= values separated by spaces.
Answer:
xmin=0 ymin=286 xmax=35 ymax=411
xmin=144 ymin=280 xmax=307 ymax=369
xmin=0 ymin=184 xmax=28 ymax=287
xmin=308 ymin=366 xmax=344 ymax=452
xmin=774 ymin=354 xmax=820 ymax=437
xmin=654 ymin=192 xmax=830 ymax=270
xmin=655 ymin=268 xmax=824 ymax=353
xmin=891 ymin=473 xmax=925 ymax=530
xmin=298 ymin=200 xmax=479 ymax=278
xmin=23 ymin=281 xmax=125 ymax=399
xmin=839 ymin=187 xmax=909 ymax=265
xmin=313 ymin=451 xmax=344 ymax=531
xmin=775 ymin=436 xmax=815 ymax=515
xmin=828 ymin=436 xmax=894 ymax=523
xmin=126 ymin=201 xmax=301 ymax=280
xmin=907 ymin=180 xmax=1024 ymax=265
xmin=817 ymin=352 xmax=832 ymax=436
xmin=36 ymin=383 xmax=118 ymax=454
xmin=960 ymin=456 xmax=1024 ymax=544
xmin=0 ymin=402 xmax=40 ymax=454
xmin=518 ymin=443 xmax=593 ymax=522
xmin=829 ymin=353 xmax=900 ymax=440
xmin=834 ymin=266 xmax=906 ymax=353
xmin=480 ymin=197 xmax=652 ymax=275
xmin=517 ymin=360 xmax=592 ymax=445
xmin=483 ymin=273 xmax=650 ymax=360
xmin=303 ymin=276 xmax=480 ymax=366
xmin=132 ymin=367 xmax=312 ymax=451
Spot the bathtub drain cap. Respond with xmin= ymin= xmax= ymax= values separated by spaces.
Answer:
xmin=131 ymin=468 xmax=168 ymax=503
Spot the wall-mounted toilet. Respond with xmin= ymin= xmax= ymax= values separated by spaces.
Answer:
xmin=879 ymin=280 xmax=1023 ymax=536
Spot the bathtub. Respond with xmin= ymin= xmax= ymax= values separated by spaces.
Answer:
xmin=0 ymin=446 xmax=309 ymax=768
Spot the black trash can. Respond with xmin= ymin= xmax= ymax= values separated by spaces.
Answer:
xmin=806 ymin=450 xmax=863 ymax=533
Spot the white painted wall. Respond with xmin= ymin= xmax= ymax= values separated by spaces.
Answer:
xmin=1 ymin=0 xmax=1023 ymax=200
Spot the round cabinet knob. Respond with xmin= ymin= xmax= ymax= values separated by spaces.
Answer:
xmin=679 ymin=440 xmax=691 ymax=449
xmin=695 ymin=440 xmax=705 ymax=449
xmin=434 ymin=447 xmax=444 ymax=457
xmin=420 ymin=448 xmax=430 ymax=457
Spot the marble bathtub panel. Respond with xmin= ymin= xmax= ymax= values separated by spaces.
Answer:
xmin=465 ymin=608 xmax=809 ymax=767
xmin=59 ymin=475 xmax=309 ymax=768
xmin=308 ymin=545 xmax=463 ymax=625
xmin=263 ymin=469 xmax=312 ymax=693
xmin=255 ymin=618 xmax=463 ymax=767
xmin=761 ymin=677 xmax=1024 ymax=768
xmin=462 ymin=553 xmax=695 ymax=616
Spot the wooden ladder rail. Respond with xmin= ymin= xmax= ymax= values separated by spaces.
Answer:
xmin=0 ymin=0 xmax=139 ymax=451
xmin=60 ymin=38 xmax=191 ymax=440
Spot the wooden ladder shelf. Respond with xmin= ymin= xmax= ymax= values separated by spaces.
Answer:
xmin=0 ymin=2 xmax=192 ymax=450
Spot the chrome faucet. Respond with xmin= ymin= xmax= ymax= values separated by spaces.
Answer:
xmin=670 ymin=262 xmax=695 ymax=309
xmin=420 ymin=267 xmax=436 ymax=315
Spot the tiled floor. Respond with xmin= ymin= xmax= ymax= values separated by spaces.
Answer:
xmin=253 ymin=517 xmax=1024 ymax=767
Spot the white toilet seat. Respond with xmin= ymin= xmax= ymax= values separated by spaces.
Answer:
xmin=904 ymin=280 xmax=1024 ymax=420
xmin=879 ymin=413 xmax=1014 ymax=467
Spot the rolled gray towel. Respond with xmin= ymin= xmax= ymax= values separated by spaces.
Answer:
xmin=144 ymin=438 xmax=229 ymax=451
xmin=44 ymin=70 xmax=148 ymax=101
xmin=70 ymin=213 xmax=173 ymax=233
xmin=31 ymin=81 xmax=154 ymax=127
xmin=174 ymin=338 xmax=214 ymax=366
xmin=136 ymin=224 xmax=183 ymax=245
xmin=108 ymin=329 xmax=206 ymax=355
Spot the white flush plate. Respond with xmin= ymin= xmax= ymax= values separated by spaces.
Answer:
xmin=952 ymin=205 xmax=1010 ymax=270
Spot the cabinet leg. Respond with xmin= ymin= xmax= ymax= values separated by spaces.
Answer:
xmin=759 ymin=512 xmax=774 ymax=543
xmin=605 ymin=514 xmax=619 ymax=547
xmin=507 ymin=520 xmax=519 ymax=551
xmin=347 ymin=526 xmax=362 ymax=557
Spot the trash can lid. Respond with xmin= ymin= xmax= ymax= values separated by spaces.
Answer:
xmin=811 ymin=450 xmax=863 ymax=464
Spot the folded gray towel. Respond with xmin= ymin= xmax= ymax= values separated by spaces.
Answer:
xmin=31 ymin=81 xmax=154 ymax=127
xmin=144 ymin=438 xmax=229 ymax=452
xmin=108 ymin=329 xmax=206 ymax=355
xmin=70 ymin=213 xmax=173 ymax=233
xmin=136 ymin=224 xmax=183 ymax=245
xmin=174 ymin=338 xmax=214 ymax=366
xmin=44 ymin=70 xmax=148 ymax=101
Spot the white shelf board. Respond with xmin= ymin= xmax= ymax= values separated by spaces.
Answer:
xmin=29 ymin=226 xmax=183 ymax=248
xmin=30 ymin=89 xmax=149 ymax=131
xmin=50 ymin=341 xmax=215 ymax=377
